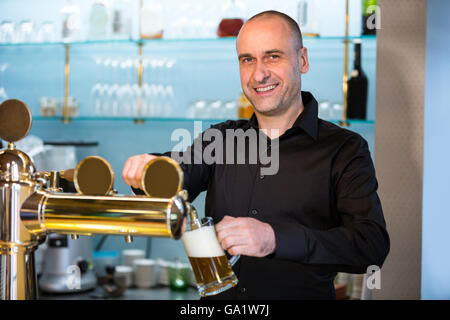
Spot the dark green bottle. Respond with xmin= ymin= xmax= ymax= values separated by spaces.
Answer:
xmin=346 ymin=41 xmax=368 ymax=120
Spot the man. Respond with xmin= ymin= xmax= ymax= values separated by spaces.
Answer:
xmin=122 ymin=11 xmax=390 ymax=299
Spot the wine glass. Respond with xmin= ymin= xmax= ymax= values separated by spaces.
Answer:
xmin=163 ymin=85 xmax=175 ymax=118
xmin=101 ymin=57 xmax=112 ymax=116
xmin=16 ymin=20 xmax=34 ymax=43
xmin=0 ymin=21 xmax=15 ymax=43
xmin=107 ymin=58 xmax=120 ymax=116
xmin=91 ymin=57 xmax=105 ymax=116
xmin=118 ymin=58 xmax=133 ymax=117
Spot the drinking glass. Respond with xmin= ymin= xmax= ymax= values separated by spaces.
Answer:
xmin=0 ymin=21 xmax=15 ymax=43
xmin=16 ymin=20 xmax=34 ymax=43
xmin=37 ymin=21 xmax=56 ymax=43
xmin=182 ymin=216 xmax=239 ymax=297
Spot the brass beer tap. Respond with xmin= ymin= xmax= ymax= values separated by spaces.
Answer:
xmin=0 ymin=99 xmax=193 ymax=300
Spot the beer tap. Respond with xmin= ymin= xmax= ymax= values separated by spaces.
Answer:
xmin=0 ymin=99 xmax=195 ymax=300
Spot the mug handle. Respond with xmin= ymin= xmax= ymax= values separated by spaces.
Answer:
xmin=229 ymin=255 xmax=240 ymax=266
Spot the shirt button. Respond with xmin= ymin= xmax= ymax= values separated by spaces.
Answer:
xmin=240 ymin=287 xmax=247 ymax=293
xmin=251 ymin=209 xmax=258 ymax=215
xmin=260 ymin=174 xmax=265 ymax=180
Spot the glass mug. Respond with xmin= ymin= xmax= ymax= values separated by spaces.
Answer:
xmin=181 ymin=216 xmax=239 ymax=297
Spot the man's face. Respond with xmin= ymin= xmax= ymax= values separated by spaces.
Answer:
xmin=236 ymin=17 xmax=309 ymax=116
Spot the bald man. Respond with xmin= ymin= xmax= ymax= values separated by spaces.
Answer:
xmin=122 ymin=11 xmax=389 ymax=299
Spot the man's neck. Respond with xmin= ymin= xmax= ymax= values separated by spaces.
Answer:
xmin=255 ymin=101 xmax=304 ymax=140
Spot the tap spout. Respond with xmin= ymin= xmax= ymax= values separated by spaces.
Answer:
xmin=20 ymin=190 xmax=187 ymax=240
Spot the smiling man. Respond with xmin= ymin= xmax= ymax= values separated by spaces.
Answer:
xmin=122 ymin=11 xmax=390 ymax=300
xmin=236 ymin=13 xmax=307 ymax=134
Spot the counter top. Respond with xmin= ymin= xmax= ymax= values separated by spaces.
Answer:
xmin=39 ymin=286 xmax=200 ymax=300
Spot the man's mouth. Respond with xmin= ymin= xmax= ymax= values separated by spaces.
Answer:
xmin=254 ymin=84 xmax=278 ymax=94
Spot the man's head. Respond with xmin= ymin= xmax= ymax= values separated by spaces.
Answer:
xmin=236 ymin=11 xmax=309 ymax=116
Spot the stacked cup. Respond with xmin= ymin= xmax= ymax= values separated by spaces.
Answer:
xmin=134 ymin=259 xmax=157 ymax=289
xmin=121 ymin=249 xmax=145 ymax=287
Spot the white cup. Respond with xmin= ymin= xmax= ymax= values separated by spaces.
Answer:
xmin=134 ymin=259 xmax=156 ymax=289
xmin=115 ymin=265 xmax=134 ymax=288
xmin=122 ymin=249 xmax=145 ymax=267
xmin=156 ymin=258 xmax=174 ymax=286
xmin=122 ymin=249 xmax=145 ymax=286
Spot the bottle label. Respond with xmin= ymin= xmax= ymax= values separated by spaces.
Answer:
xmin=350 ymin=70 xmax=359 ymax=78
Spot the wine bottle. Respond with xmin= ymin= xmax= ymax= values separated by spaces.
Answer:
xmin=346 ymin=41 xmax=368 ymax=120
xmin=362 ymin=0 xmax=377 ymax=35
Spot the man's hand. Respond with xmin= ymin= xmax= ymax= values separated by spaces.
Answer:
xmin=122 ymin=154 xmax=156 ymax=189
xmin=216 ymin=216 xmax=276 ymax=257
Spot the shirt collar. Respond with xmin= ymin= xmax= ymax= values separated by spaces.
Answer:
xmin=245 ymin=91 xmax=319 ymax=141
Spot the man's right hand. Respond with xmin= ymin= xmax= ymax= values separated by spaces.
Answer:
xmin=122 ymin=154 xmax=156 ymax=190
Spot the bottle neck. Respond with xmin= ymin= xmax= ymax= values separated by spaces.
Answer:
xmin=353 ymin=43 xmax=362 ymax=71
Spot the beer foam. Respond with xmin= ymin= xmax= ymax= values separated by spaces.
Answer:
xmin=181 ymin=225 xmax=225 ymax=258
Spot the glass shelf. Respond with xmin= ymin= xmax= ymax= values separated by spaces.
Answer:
xmin=32 ymin=115 xmax=375 ymax=125
xmin=0 ymin=35 xmax=376 ymax=48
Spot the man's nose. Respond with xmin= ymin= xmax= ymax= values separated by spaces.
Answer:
xmin=252 ymin=61 xmax=270 ymax=83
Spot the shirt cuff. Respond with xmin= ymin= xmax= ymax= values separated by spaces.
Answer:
xmin=268 ymin=221 xmax=309 ymax=262
xmin=131 ymin=186 xmax=145 ymax=195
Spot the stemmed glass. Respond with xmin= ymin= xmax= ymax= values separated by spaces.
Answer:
xmin=101 ymin=58 xmax=112 ymax=116
xmin=118 ymin=58 xmax=134 ymax=117
xmin=163 ymin=85 xmax=175 ymax=118
xmin=107 ymin=57 xmax=120 ymax=116
xmin=91 ymin=57 xmax=106 ymax=116
xmin=0 ymin=21 xmax=15 ymax=43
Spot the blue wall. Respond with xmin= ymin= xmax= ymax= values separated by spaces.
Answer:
xmin=421 ymin=0 xmax=450 ymax=299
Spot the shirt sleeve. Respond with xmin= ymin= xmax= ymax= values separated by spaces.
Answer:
xmin=270 ymin=134 xmax=390 ymax=274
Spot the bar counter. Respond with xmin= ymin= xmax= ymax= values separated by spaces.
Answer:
xmin=39 ymin=286 xmax=199 ymax=300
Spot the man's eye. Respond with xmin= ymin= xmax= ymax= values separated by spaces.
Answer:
xmin=269 ymin=55 xmax=280 ymax=60
xmin=241 ymin=57 xmax=253 ymax=63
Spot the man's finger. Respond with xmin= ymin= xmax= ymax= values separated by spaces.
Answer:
xmin=217 ymin=227 xmax=244 ymax=244
xmin=181 ymin=217 xmax=187 ymax=235
xmin=227 ymin=245 xmax=248 ymax=256
xmin=215 ymin=215 xmax=238 ymax=232
xmin=219 ymin=234 xmax=246 ymax=251
xmin=135 ymin=159 xmax=150 ymax=189
xmin=122 ymin=159 xmax=129 ymax=186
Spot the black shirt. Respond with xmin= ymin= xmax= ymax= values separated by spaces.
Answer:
xmin=148 ymin=91 xmax=390 ymax=300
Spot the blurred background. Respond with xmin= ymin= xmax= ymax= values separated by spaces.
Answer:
xmin=0 ymin=0 xmax=400 ymax=300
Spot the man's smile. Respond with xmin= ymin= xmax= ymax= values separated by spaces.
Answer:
xmin=254 ymin=83 xmax=279 ymax=95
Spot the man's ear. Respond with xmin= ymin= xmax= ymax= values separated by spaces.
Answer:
xmin=299 ymin=47 xmax=309 ymax=74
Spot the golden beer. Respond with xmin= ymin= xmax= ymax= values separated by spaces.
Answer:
xmin=182 ymin=220 xmax=238 ymax=296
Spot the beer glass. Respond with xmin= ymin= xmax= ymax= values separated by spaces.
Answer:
xmin=182 ymin=216 xmax=239 ymax=297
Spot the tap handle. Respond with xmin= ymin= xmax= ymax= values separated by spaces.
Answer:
xmin=141 ymin=156 xmax=183 ymax=198
xmin=0 ymin=99 xmax=32 ymax=143
xmin=33 ymin=171 xmax=49 ymax=188
xmin=60 ymin=168 xmax=75 ymax=182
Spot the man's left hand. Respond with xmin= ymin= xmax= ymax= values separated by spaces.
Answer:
xmin=215 ymin=216 xmax=276 ymax=257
